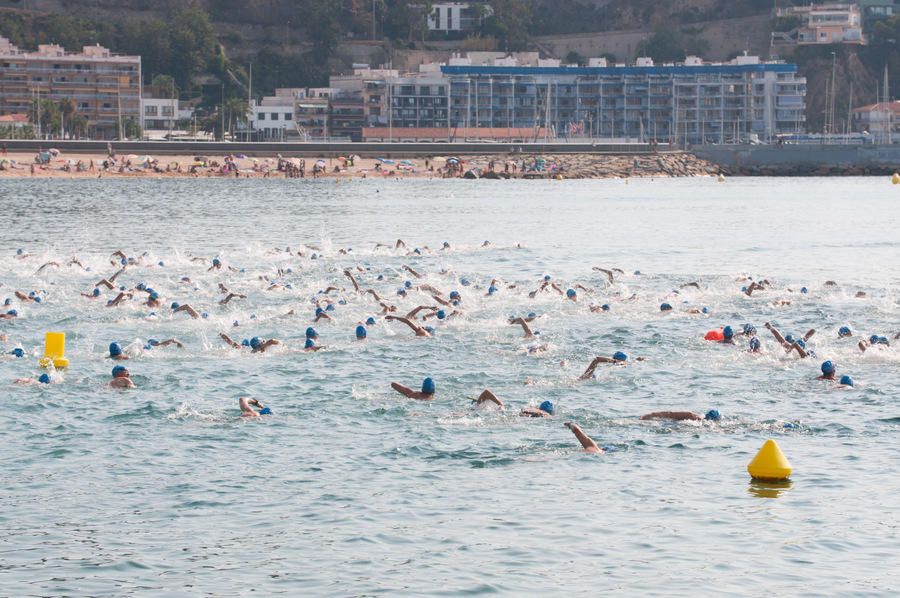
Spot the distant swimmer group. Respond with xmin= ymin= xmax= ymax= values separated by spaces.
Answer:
xmin=3 ymin=241 xmax=895 ymax=452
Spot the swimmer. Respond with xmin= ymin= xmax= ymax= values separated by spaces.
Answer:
xmin=144 ymin=338 xmax=184 ymax=350
xmin=565 ymin=288 xmax=578 ymax=302
xmin=838 ymin=326 xmax=853 ymax=338
xmin=858 ymin=335 xmax=891 ymax=352
xmin=720 ymin=326 xmax=736 ymax=344
xmin=521 ymin=400 xmax=554 ymax=418
xmin=109 ymin=365 xmax=135 ymax=388
xmin=509 ymin=317 xmax=537 ymax=338
xmin=378 ymin=301 xmax=398 ymax=315
xmin=747 ymin=336 xmax=762 ymax=353
xmin=106 ymin=291 xmax=132 ymax=307
xmin=641 ymin=409 xmax=720 ymax=422
xmin=680 ymin=281 xmax=701 ymax=290
xmin=14 ymin=290 xmax=36 ymax=303
xmin=402 ymin=265 xmax=423 ymax=279
xmin=303 ymin=338 xmax=324 ymax=352
xmin=817 ymin=360 xmax=837 ymax=381
xmin=385 ymin=315 xmax=432 ymax=337
xmin=471 ymin=389 xmax=504 ymax=409
xmin=220 ymin=292 xmax=247 ymax=305
xmin=837 ymin=375 xmax=854 ymax=388
xmin=579 ymin=351 xmax=636 ymax=379
xmin=15 ymin=373 xmax=52 ymax=385
xmin=108 ymin=342 xmax=129 ymax=360
xmin=391 ymin=377 xmax=435 ymax=400
xmin=0 ymin=309 xmax=18 ymax=320
xmin=423 ymin=308 xmax=461 ymax=321
xmin=208 ymin=257 xmax=223 ymax=272
xmin=249 ymin=336 xmax=280 ymax=353
xmin=355 ymin=325 xmax=367 ymax=340
xmin=764 ymin=322 xmax=815 ymax=357
xmin=219 ymin=332 xmax=244 ymax=349
xmin=343 ymin=269 xmax=361 ymax=292
xmin=81 ymin=288 xmax=102 ymax=299
xmin=173 ymin=303 xmax=201 ymax=319
xmin=564 ymin=422 xmax=604 ymax=453
xmin=239 ymin=397 xmax=272 ymax=417
xmin=35 ymin=261 xmax=60 ymax=274
xmin=365 ymin=288 xmax=384 ymax=302
xmin=314 ymin=307 xmax=332 ymax=322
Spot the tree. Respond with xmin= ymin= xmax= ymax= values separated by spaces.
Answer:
xmin=151 ymin=74 xmax=178 ymax=98
xmin=566 ymin=51 xmax=585 ymax=66
xmin=58 ymin=97 xmax=76 ymax=138
xmin=638 ymin=27 xmax=710 ymax=62
xmin=480 ymin=0 xmax=532 ymax=52
xmin=224 ymin=97 xmax=250 ymax=140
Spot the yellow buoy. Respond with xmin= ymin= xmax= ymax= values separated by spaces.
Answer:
xmin=892 ymin=172 xmax=900 ymax=185
xmin=39 ymin=331 xmax=69 ymax=369
xmin=717 ymin=174 xmax=726 ymax=182
xmin=747 ymin=439 xmax=792 ymax=481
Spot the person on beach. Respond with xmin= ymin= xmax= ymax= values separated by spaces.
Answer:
xmin=391 ymin=377 xmax=436 ymax=400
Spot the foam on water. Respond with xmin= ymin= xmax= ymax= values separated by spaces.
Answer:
xmin=1 ymin=176 xmax=899 ymax=595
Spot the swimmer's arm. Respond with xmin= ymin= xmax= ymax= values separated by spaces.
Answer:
xmin=680 ymin=282 xmax=700 ymax=289
xmin=390 ymin=382 xmax=416 ymax=398
xmin=219 ymin=333 xmax=242 ymax=349
xmin=402 ymin=265 xmax=422 ymax=279
xmin=385 ymin=315 xmax=427 ymax=336
xmin=111 ymin=250 xmax=126 ymax=260
xmin=259 ymin=339 xmax=280 ymax=352
xmin=764 ymin=322 xmax=787 ymax=346
xmin=803 ymin=329 xmax=816 ymax=342
xmin=174 ymin=304 xmax=200 ymax=319
xmin=323 ymin=286 xmax=341 ymax=294
xmin=405 ymin=305 xmax=436 ymax=320
xmin=790 ymin=342 xmax=808 ymax=358
xmin=107 ymin=292 xmax=128 ymax=306
xmin=579 ymin=357 xmax=612 ymax=380
xmin=395 ymin=239 xmax=407 ymax=249
xmin=108 ymin=267 xmax=126 ymax=283
xmin=432 ymin=295 xmax=451 ymax=306
xmin=36 ymin=261 xmax=59 ymax=273
xmin=640 ymin=411 xmax=700 ymax=421
xmin=510 ymin=317 xmax=534 ymax=338
xmin=592 ymin=267 xmax=614 ymax=284
xmin=343 ymin=270 xmax=361 ymax=292
xmin=475 ymin=390 xmax=504 ymax=408
xmin=365 ymin=289 xmax=383 ymax=301
xmin=14 ymin=291 xmax=30 ymax=301
xmin=575 ymin=284 xmax=594 ymax=293
xmin=416 ymin=284 xmax=441 ymax=294
xmin=564 ymin=422 xmax=602 ymax=453
xmin=157 ymin=338 xmax=184 ymax=348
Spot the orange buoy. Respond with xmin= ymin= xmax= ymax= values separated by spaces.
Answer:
xmin=704 ymin=328 xmax=724 ymax=341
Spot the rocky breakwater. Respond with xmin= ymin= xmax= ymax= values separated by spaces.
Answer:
xmin=558 ymin=152 xmax=721 ymax=179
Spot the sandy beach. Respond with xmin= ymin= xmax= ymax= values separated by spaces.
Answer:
xmin=0 ymin=149 xmax=721 ymax=180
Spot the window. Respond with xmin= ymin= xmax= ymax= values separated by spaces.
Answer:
xmin=103 ymin=103 xmax=112 ymax=109
xmin=271 ymin=113 xmax=279 ymax=120
xmin=258 ymin=113 xmax=265 ymax=120
xmin=284 ymin=113 xmax=292 ymax=120
xmin=145 ymin=106 xmax=158 ymax=116
xmin=162 ymin=106 xmax=174 ymax=117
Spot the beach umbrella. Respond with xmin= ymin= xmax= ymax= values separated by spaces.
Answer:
xmin=315 ymin=159 xmax=326 ymax=167
xmin=400 ymin=159 xmax=415 ymax=166
xmin=235 ymin=153 xmax=248 ymax=159
xmin=447 ymin=157 xmax=459 ymax=164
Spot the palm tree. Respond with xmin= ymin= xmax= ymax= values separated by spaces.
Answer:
xmin=223 ymin=97 xmax=249 ymax=140
xmin=58 ymin=97 xmax=76 ymax=138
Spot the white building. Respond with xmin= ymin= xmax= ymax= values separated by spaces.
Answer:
xmin=426 ymin=2 xmax=492 ymax=33
xmin=251 ymin=94 xmax=296 ymax=141
xmin=141 ymin=97 xmax=194 ymax=138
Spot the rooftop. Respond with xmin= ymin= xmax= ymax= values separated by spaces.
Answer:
xmin=0 ymin=36 xmax=140 ymax=63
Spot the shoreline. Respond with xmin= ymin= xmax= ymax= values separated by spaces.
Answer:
xmin=0 ymin=150 xmax=722 ymax=180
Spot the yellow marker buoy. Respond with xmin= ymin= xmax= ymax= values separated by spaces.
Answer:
xmin=39 ymin=331 xmax=69 ymax=369
xmin=717 ymin=174 xmax=726 ymax=182
xmin=747 ymin=439 xmax=792 ymax=481
xmin=892 ymin=172 xmax=900 ymax=185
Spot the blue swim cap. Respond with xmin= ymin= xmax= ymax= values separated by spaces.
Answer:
xmin=449 ymin=291 xmax=460 ymax=300
xmin=241 ymin=339 xmax=250 ymax=346
xmin=109 ymin=342 xmax=122 ymax=356
xmin=377 ymin=274 xmax=384 ymax=281
xmin=660 ymin=303 xmax=672 ymax=311
xmin=704 ymin=409 xmax=721 ymax=421
xmin=325 ymin=304 xmax=335 ymax=312
xmin=795 ymin=338 xmax=806 ymax=349
xmin=366 ymin=317 xmax=376 ymax=326
xmin=92 ymin=288 xmax=100 ymax=297
xmin=741 ymin=286 xmax=748 ymax=293
xmin=306 ymin=327 xmax=317 ymax=339
xmin=305 ymin=338 xmax=315 ymax=349
xmin=397 ymin=288 xmax=407 ymax=296
xmin=171 ymin=302 xmax=180 ymax=310
xmin=259 ymin=407 xmax=273 ymax=415
xmin=3 ymin=298 xmax=9 ymax=305
xmin=287 ymin=267 xmax=293 ymax=273
xmin=544 ymin=275 xmax=551 ymax=281
xmin=112 ymin=365 xmax=126 ymax=377
xmin=701 ymin=307 xmax=710 ymax=314
xmin=460 ymin=278 xmax=471 ymax=286
xmin=443 ymin=241 xmax=450 ymax=248
xmin=839 ymin=375 xmax=854 ymax=387
xmin=120 ymin=257 xmax=127 ymax=265
xmin=742 ymin=323 xmax=755 ymax=335
xmin=147 ymin=339 xmax=159 ymax=347
xmin=146 ymin=287 xmax=156 ymax=294
xmin=250 ymin=337 xmax=261 ymax=350
xmin=527 ymin=312 xmax=536 ymax=319
xmin=566 ymin=288 xmax=576 ymax=298
xmin=355 ymin=325 xmax=367 ymax=339
xmin=452 ymin=300 xmax=460 ymax=307
xmin=33 ymin=296 xmax=41 ymax=303
xmin=488 ymin=285 xmax=497 ymax=295
xmin=158 ymin=261 xmax=164 ymax=267
xmin=212 ymin=258 xmax=221 ymax=266
xmin=723 ymin=326 xmax=734 ymax=339
xmin=421 ymin=377 xmax=435 ymax=394
xmin=838 ymin=326 xmax=852 ymax=337
xmin=404 ymin=280 xmax=412 ymax=289
xmin=539 ymin=400 xmax=554 ymax=415
xmin=337 ymin=298 xmax=345 ymax=304
xmin=136 ymin=282 xmax=146 ymax=290
xmin=7 ymin=309 xmax=17 ymax=316
xmin=602 ymin=304 xmax=610 ymax=311
xmin=785 ymin=334 xmax=796 ymax=344
xmin=613 ymin=351 xmax=628 ymax=361
xmin=233 ymin=320 xmax=239 ymax=327
xmin=424 ymin=326 xmax=435 ymax=335
xmin=634 ymin=270 xmax=642 ymax=275
xmin=250 ymin=314 xmax=256 ymax=320
xmin=28 ymin=291 xmax=35 ymax=297
xmin=821 ymin=360 xmax=835 ymax=375
xmin=10 ymin=348 xmax=24 ymax=358
xmin=437 ymin=310 xmax=446 ymax=319
xmin=315 ymin=307 xmax=324 ymax=316
xmin=413 ymin=248 xmax=421 ymax=255
xmin=749 ymin=336 xmax=761 ymax=351
xmin=38 ymin=373 xmax=51 ymax=384
xmin=201 ymin=312 xmax=209 ymax=319
xmin=16 ymin=248 xmax=22 ymax=255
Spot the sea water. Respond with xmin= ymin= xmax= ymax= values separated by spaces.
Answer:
xmin=1 ymin=176 xmax=899 ymax=595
